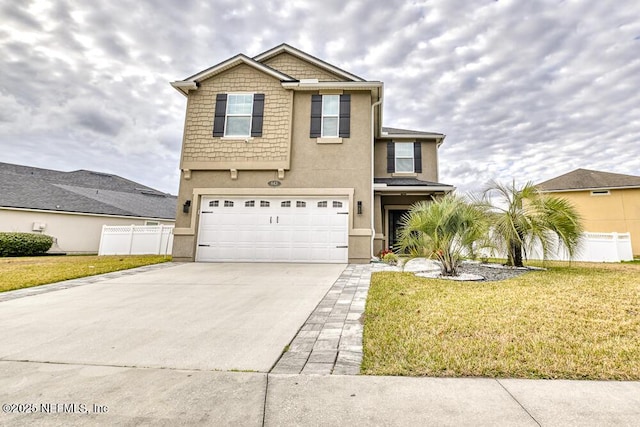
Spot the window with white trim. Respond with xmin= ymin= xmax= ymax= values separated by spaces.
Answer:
xmin=245 ymin=200 xmax=255 ymax=207
xmin=260 ymin=201 xmax=270 ymax=207
xmin=333 ymin=201 xmax=343 ymax=208
xmin=317 ymin=201 xmax=328 ymax=208
xmin=224 ymin=94 xmax=253 ymax=137
xmin=281 ymin=201 xmax=291 ymax=207
xmin=296 ymin=201 xmax=306 ymax=208
xmin=209 ymin=200 xmax=219 ymax=207
xmin=321 ymin=95 xmax=339 ymax=137
xmin=395 ymin=142 xmax=415 ymax=173
xmin=224 ymin=200 xmax=234 ymax=207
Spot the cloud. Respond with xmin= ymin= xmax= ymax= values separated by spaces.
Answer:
xmin=0 ymin=0 xmax=639 ymax=196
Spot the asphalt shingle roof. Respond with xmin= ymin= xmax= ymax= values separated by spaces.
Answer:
xmin=374 ymin=178 xmax=453 ymax=187
xmin=0 ymin=162 xmax=176 ymax=219
xmin=537 ymin=168 xmax=640 ymax=191
xmin=381 ymin=127 xmax=444 ymax=137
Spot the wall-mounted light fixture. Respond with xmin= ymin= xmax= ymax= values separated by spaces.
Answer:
xmin=357 ymin=201 xmax=363 ymax=215
xmin=183 ymin=200 xmax=191 ymax=213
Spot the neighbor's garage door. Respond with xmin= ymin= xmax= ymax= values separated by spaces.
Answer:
xmin=196 ymin=196 xmax=349 ymax=263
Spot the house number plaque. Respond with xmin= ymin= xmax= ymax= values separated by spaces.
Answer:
xmin=268 ymin=180 xmax=281 ymax=187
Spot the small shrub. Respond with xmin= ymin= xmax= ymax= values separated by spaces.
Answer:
xmin=0 ymin=232 xmax=54 ymax=257
xmin=378 ymin=249 xmax=394 ymax=258
xmin=382 ymin=252 xmax=399 ymax=266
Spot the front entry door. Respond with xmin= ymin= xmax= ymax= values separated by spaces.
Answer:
xmin=388 ymin=209 xmax=409 ymax=252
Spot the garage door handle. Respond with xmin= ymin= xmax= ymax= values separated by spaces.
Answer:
xmin=198 ymin=244 xmax=211 ymax=247
xmin=270 ymin=216 xmax=272 ymax=224
xmin=276 ymin=216 xmax=279 ymax=224
xmin=336 ymin=245 xmax=348 ymax=248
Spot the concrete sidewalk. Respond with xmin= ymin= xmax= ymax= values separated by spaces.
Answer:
xmin=2 ymin=361 xmax=639 ymax=426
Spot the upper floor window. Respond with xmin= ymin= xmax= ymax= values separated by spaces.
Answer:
xmin=386 ymin=141 xmax=422 ymax=174
xmin=310 ymin=94 xmax=350 ymax=138
xmin=395 ymin=142 xmax=415 ymax=173
xmin=213 ymin=93 xmax=265 ymax=138
xmin=322 ymin=95 xmax=339 ymax=137
xmin=225 ymin=94 xmax=253 ymax=137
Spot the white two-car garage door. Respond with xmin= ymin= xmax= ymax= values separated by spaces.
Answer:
xmin=196 ymin=196 xmax=349 ymax=263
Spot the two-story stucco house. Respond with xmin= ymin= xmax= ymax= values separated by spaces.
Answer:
xmin=170 ymin=44 xmax=454 ymax=263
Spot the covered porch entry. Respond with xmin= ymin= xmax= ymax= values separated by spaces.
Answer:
xmin=373 ymin=178 xmax=455 ymax=255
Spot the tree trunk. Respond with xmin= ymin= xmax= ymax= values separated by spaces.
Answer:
xmin=508 ymin=239 xmax=524 ymax=267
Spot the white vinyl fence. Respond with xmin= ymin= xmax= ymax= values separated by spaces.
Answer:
xmin=478 ymin=231 xmax=634 ymax=263
xmin=526 ymin=232 xmax=633 ymax=263
xmin=98 ymin=225 xmax=174 ymax=256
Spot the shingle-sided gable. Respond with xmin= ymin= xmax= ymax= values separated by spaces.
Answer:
xmin=260 ymin=52 xmax=346 ymax=82
xmin=253 ymin=43 xmax=365 ymax=82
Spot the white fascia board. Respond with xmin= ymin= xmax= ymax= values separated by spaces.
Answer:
xmin=282 ymin=81 xmax=383 ymax=91
xmin=380 ymin=133 xmax=446 ymax=139
xmin=540 ymin=185 xmax=640 ymax=193
xmin=170 ymin=81 xmax=198 ymax=96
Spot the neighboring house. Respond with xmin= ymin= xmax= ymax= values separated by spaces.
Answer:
xmin=170 ymin=43 xmax=454 ymax=263
xmin=0 ymin=162 xmax=176 ymax=254
xmin=537 ymin=168 xmax=640 ymax=256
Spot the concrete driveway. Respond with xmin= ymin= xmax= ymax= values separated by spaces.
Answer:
xmin=0 ymin=263 xmax=346 ymax=372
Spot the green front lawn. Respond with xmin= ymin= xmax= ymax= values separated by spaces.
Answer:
xmin=362 ymin=261 xmax=640 ymax=380
xmin=0 ymin=255 xmax=171 ymax=293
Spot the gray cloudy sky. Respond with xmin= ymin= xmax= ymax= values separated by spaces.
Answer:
xmin=1 ymin=0 xmax=639 ymax=195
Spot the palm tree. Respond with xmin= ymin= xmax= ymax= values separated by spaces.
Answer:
xmin=483 ymin=180 xmax=583 ymax=267
xmin=398 ymin=194 xmax=489 ymax=276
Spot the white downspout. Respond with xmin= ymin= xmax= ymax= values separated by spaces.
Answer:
xmin=370 ymin=98 xmax=383 ymax=260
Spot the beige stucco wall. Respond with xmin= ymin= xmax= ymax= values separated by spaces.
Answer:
xmin=0 ymin=209 xmax=174 ymax=254
xmin=174 ymin=89 xmax=374 ymax=263
xmin=181 ymin=63 xmax=292 ymax=170
xmin=374 ymin=140 xmax=439 ymax=182
xmin=548 ymin=189 xmax=640 ymax=256
xmin=261 ymin=52 xmax=343 ymax=82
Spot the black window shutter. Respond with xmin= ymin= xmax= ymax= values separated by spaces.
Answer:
xmin=251 ymin=94 xmax=265 ymax=137
xmin=310 ymin=95 xmax=322 ymax=138
xmin=339 ymin=94 xmax=350 ymax=138
xmin=387 ymin=142 xmax=395 ymax=173
xmin=414 ymin=142 xmax=422 ymax=173
xmin=213 ymin=94 xmax=227 ymax=137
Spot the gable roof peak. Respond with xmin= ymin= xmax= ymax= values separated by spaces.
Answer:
xmin=171 ymin=53 xmax=296 ymax=96
xmin=537 ymin=168 xmax=640 ymax=191
xmin=253 ymin=43 xmax=365 ymax=82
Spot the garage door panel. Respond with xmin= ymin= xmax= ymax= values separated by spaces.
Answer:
xmin=196 ymin=196 xmax=350 ymax=263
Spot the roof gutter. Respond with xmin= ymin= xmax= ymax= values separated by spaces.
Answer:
xmin=539 ymin=185 xmax=640 ymax=193
xmin=370 ymin=97 xmax=383 ymax=260
xmin=281 ymin=81 xmax=383 ymax=91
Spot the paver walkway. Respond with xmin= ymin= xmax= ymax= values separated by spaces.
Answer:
xmin=271 ymin=264 xmax=372 ymax=375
